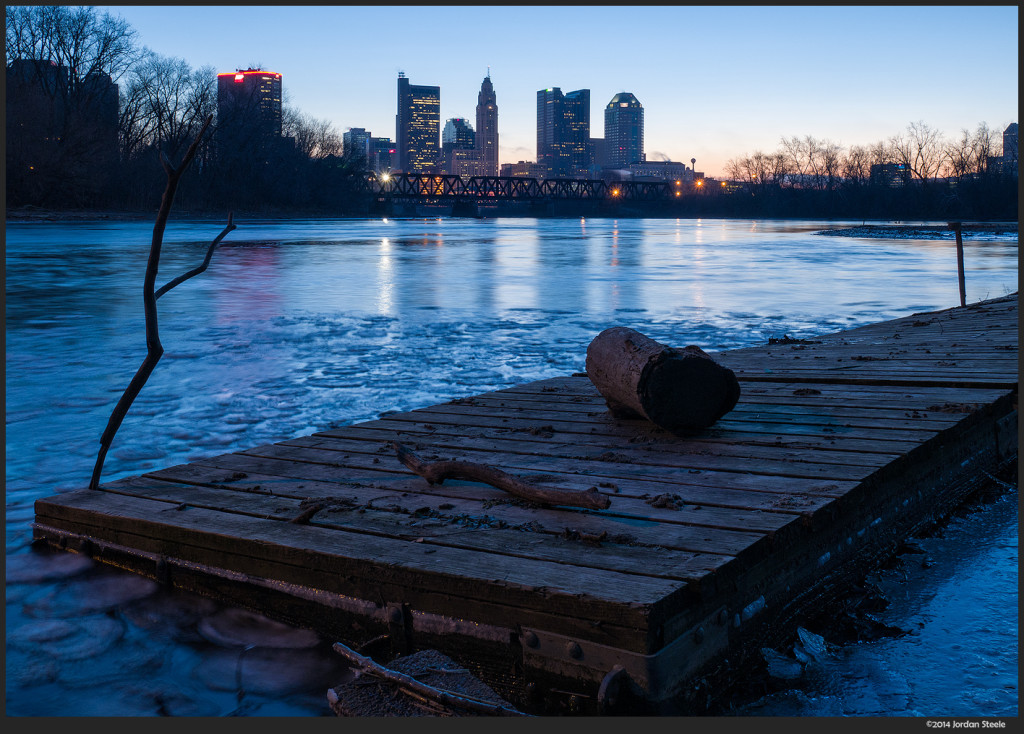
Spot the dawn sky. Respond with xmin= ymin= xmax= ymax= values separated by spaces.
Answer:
xmin=97 ymin=5 xmax=1018 ymax=177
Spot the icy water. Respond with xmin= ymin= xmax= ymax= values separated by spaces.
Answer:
xmin=5 ymin=216 xmax=1018 ymax=716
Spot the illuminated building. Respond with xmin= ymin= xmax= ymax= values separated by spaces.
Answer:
xmin=604 ymin=92 xmax=644 ymax=167
xmin=367 ymin=136 xmax=395 ymax=173
xmin=441 ymin=118 xmax=476 ymax=176
xmin=396 ymin=72 xmax=440 ymax=173
xmin=500 ymin=160 xmax=545 ymax=178
xmin=475 ymin=73 xmax=499 ymax=176
xmin=443 ymin=118 xmax=476 ymax=149
xmin=870 ymin=162 xmax=909 ymax=188
xmin=536 ymin=86 xmax=593 ymax=179
xmin=217 ymin=68 xmax=283 ymax=139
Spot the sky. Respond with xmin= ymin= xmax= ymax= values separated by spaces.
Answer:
xmin=95 ymin=5 xmax=1019 ymax=178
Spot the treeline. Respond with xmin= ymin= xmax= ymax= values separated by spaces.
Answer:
xmin=707 ymin=124 xmax=1018 ymax=221
xmin=6 ymin=6 xmax=372 ymax=215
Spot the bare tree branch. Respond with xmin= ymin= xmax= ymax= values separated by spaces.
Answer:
xmin=392 ymin=441 xmax=611 ymax=510
xmin=155 ymin=213 xmax=235 ymax=299
xmin=90 ymin=113 xmax=231 ymax=490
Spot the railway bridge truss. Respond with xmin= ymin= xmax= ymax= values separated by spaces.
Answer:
xmin=369 ymin=173 xmax=676 ymax=203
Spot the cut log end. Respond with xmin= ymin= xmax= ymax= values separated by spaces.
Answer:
xmin=586 ymin=328 xmax=740 ymax=432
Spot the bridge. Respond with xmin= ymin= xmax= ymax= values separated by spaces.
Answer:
xmin=368 ymin=173 xmax=678 ymax=202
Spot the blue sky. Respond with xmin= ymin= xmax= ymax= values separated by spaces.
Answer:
xmin=98 ymin=5 xmax=1019 ymax=177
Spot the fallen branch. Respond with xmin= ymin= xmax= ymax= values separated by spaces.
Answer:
xmin=332 ymin=641 xmax=530 ymax=717
xmin=89 ymin=114 xmax=235 ymax=490
xmin=392 ymin=442 xmax=610 ymax=510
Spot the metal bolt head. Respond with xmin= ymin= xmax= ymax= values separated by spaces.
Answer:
xmin=523 ymin=630 xmax=539 ymax=648
xmin=566 ymin=641 xmax=583 ymax=659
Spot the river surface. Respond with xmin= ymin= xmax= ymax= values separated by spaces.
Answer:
xmin=5 ymin=217 xmax=1018 ymax=717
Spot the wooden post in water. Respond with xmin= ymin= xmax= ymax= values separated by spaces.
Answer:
xmin=949 ymin=221 xmax=966 ymax=307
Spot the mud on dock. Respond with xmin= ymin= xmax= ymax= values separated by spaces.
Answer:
xmin=33 ymin=295 xmax=1018 ymax=714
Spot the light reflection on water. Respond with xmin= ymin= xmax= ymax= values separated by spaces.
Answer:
xmin=5 ymin=217 xmax=1018 ymax=716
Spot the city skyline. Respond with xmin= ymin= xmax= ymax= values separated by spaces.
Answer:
xmin=92 ymin=6 xmax=1018 ymax=177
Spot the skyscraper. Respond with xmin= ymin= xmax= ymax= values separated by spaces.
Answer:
xmin=475 ymin=73 xmax=498 ymax=177
xmin=604 ymin=92 xmax=644 ymax=167
xmin=536 ymin=86 xmax=593 ymax=179
xmin=442 ymin=118 xmax=476 ymax=149
xmin=396 ymin=72 xmax=440 ymax=173
xmin=1002 ymin=122 xmax=1018 ymax=178
xmin=343 ymin=127 xmax=371 ymax=163
xmin=6 ymin=59 xmax=119 ymax=206
xmin=217 ymin=68 xmax=283 ymax=139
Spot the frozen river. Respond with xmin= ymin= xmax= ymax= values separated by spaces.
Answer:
xmin=5 ymin=216 xmax=1018 ymax=716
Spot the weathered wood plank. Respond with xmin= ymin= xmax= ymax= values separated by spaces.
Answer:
xmin=147 ymin=460 xmax=837 ymax=519
xmin=442 ymin=392 xmax=976 ymax=428
xmin=34 ymin=489 xmax=682 ymax=631
xmin=182 ymin=448 xmax=775 ymax=559
xmin=99 ymin=476 xmax=736 ymax=583
xmin=310 ymin=423 xmax=902 ymax=470
xmin=368 ymin=405 xmax=950 ymax=450
xmin=351 ymin=416 xmax=928 ymax=457
xmin=407 ymin=399 xmax=963 ymax=435
xmin=241 ymin=433 xmax=872 ymax=486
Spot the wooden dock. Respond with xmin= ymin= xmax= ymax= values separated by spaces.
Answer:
xmin=33 ymin=294 xmax=1018 ymax=714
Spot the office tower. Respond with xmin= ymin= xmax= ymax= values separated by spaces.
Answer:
xmin=367 ymin=137 xmax=395 ymax=173
xmin=217 ymin=68 xmax=283 ymax=139
xmin=536 ymin=86 xmax=593 ymax=179
xmin=604 ymin=92 xmax=644 ymax=167
xmin=396 ymin=72 xmax=440 ymax=173
xmin=1003 ymin=122 xmax=1018 ymax=177
xmin=475 ymin=73 xmax=499 ymax=176
xmin=6 ymin=59 xmax=119 ymax=205
xmin=343 ymin=127 xmax=371 ymax=162
xmin=442 ymin=118 xmax=476 ymax=149
xmin=442 ymin=118 xmax=474 ymax=175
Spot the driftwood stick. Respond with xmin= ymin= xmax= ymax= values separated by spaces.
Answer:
xmin=89 ymin=115 xmax=231 ymax=490
xmin=155 ymin=212 xmax=236 ymax=299
xmin=332 ymin=641 xmax=530 ymax=717
xmin=392 ymin=441 xmax=610 ymax=510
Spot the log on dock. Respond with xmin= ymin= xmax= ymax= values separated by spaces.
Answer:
xmin=585 ymin=327 xmax=740 ymax=431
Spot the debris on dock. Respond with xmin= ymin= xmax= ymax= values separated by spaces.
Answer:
xmin=328 ymin=646 xmax=524 ymax=717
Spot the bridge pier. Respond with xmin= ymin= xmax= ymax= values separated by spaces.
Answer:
xmin=530 ymin=200 xmax=555 ymax=217
xmin=451 ymin=199 xmax=479 ymax=218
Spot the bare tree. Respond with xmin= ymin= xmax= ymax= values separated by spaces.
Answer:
xmin=90 ymin=115 xmax=235 ymax=489
xmin=283 ymin=106 xmax=343 ymax=160
xmin=842 ymin=144 xmax=872 ymax=187
xmin=817 ymin=140 xmax=844 ymax=192
xmin=119 ymin=51 xmax=215 ymax=161
xmin=781 ymin=136 xmax=812 ymax=188
xmin=6 ymin=5 xmax=139 ymax=82
xmin=889 ymin=121 xmax=948 ymax=183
